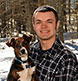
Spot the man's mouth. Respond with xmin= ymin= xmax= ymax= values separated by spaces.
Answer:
xmin=40 ymin=30 xmax=50 ymax=33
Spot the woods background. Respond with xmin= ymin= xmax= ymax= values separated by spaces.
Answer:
xmin=0 ymin=0 xmax=78 ymax=42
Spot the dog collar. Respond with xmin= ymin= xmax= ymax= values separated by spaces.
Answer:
xmin=26 ymin=65 xmax=30 ymax=68
xmin=15 ymin=57 xmax=30 ymax=68
xmin=15 ymin=57 xmax=28 ymax=64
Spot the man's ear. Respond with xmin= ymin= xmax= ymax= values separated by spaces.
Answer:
xmin=33 ymin=23 xmax=36 ymax=31
xmin=6 ymin=38 xmax=15 ymax=48
xmin=56 ymin=20 xmax=60 ymax=30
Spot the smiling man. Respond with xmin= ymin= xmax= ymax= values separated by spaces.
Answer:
xmin=33 ymin=9 xmax=59 ymax=50
xmin=29 ymin=5 xmax=78 ymax=81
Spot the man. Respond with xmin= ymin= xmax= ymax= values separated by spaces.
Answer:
xmin=29 ymin=5 xmax=78 ymax=81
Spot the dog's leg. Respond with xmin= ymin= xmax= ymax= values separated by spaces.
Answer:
xmin=7 ymin=69 xmax=20 ymax=81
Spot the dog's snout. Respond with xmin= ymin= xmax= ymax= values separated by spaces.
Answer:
xmin=20 ymin=47 xmax=27 ymax=54
xmin=20 ymin=49 xmax=25 ymax=54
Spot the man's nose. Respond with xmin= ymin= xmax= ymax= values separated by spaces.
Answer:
xmin=41 ymin=22 xmax=47 ymax=28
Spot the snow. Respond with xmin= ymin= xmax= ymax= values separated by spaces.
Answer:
xmin=65 ymin=39 xmax=78 ymax=60
xmin=0 ymin=39 xmax=78 ymax=81
xmin=0 ymin=43 xmax=15 ymax=81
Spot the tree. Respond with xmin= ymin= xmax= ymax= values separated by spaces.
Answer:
xmin=75 ymin=1 xmax=78 ymax=38
xmin=0 ymin=0 xmax=37 ymax=37
xmin=0 ymin=0 xmax=77 ymax=39
xmin=55 ymin=0 xmax=64 ymax=42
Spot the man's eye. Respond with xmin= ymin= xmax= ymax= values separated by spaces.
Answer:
xmin=36 ymin=22 xmax=40 ymax=24
xmin=22 ymin=42 xmax=27 ymax=46
xmin=48 ymin=21 xmax=52 ymax=23
xmin=47 ymin=19 xmax=53 ymax=24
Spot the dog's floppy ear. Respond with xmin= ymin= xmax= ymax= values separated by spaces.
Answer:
xmin=6 ymin=38 xmax=15 ymax=48
xmin=23 ymin=34 xmax=33 ymax=43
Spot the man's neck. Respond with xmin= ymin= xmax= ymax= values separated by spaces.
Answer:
xmin=40 ymin=36 xmax=56 ymax=50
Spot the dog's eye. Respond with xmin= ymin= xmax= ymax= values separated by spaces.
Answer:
xmin=22 ymin=42 xmax=27 ymax=46
xmin=15 ymin=44 xmax=19 ymax=48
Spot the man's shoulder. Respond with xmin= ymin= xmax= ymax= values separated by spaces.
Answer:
xmin=57 ymin=40 xmax=77 ymax=61
xmin=55 ymin=38 xmax=77 ymax=60
xmin=62 ymin=45 xmax=77 ymax=61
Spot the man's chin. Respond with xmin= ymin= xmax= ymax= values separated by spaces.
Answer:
xmin=39 ymin=35 xmax=56 ymax=41
xmin=39 ymin=37 xmax=51 ymax=40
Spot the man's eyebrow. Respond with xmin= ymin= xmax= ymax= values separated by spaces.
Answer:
xmin=35 ymin=19 xmax=41 ymax=21
xmin=35 ymin=19 xmax=54 ymax=23
xmin=36 ymin=19 xmax=53 ymax=21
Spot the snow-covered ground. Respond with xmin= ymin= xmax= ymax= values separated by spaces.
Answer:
xmin=0 ymin=43 xmax=15 ymax=81
xmin=0 ymin=39 xmax=78 ymax=81
xmin=65 ymin=39 xmax=78 ymax=59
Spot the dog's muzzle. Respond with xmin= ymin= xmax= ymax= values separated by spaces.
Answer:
xmin=20 ymin=47 xmax=27 ymax=54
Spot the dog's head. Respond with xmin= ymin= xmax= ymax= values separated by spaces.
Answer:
xmin=6 ymin=34 xmax=33 ymax=60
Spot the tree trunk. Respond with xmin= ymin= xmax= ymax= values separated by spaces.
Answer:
xmin=56 ymin=0 xmax=64 ymax=42
xmin=68 ymin=0 xmax=71 ymax=24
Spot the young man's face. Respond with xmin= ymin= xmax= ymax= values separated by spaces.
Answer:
xmin=33 ymin=11 xmax=59 ymax=41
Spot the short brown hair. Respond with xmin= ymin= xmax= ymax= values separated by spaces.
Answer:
xmin=32 ymin=5 xmax=59 ymax=24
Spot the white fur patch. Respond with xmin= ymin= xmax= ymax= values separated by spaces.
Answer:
xmin=17 ymin=63 xmax=35 ymax=81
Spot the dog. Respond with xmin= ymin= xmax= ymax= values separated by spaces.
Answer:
xmin=6 ymin=34 xmax=36 ymax=81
